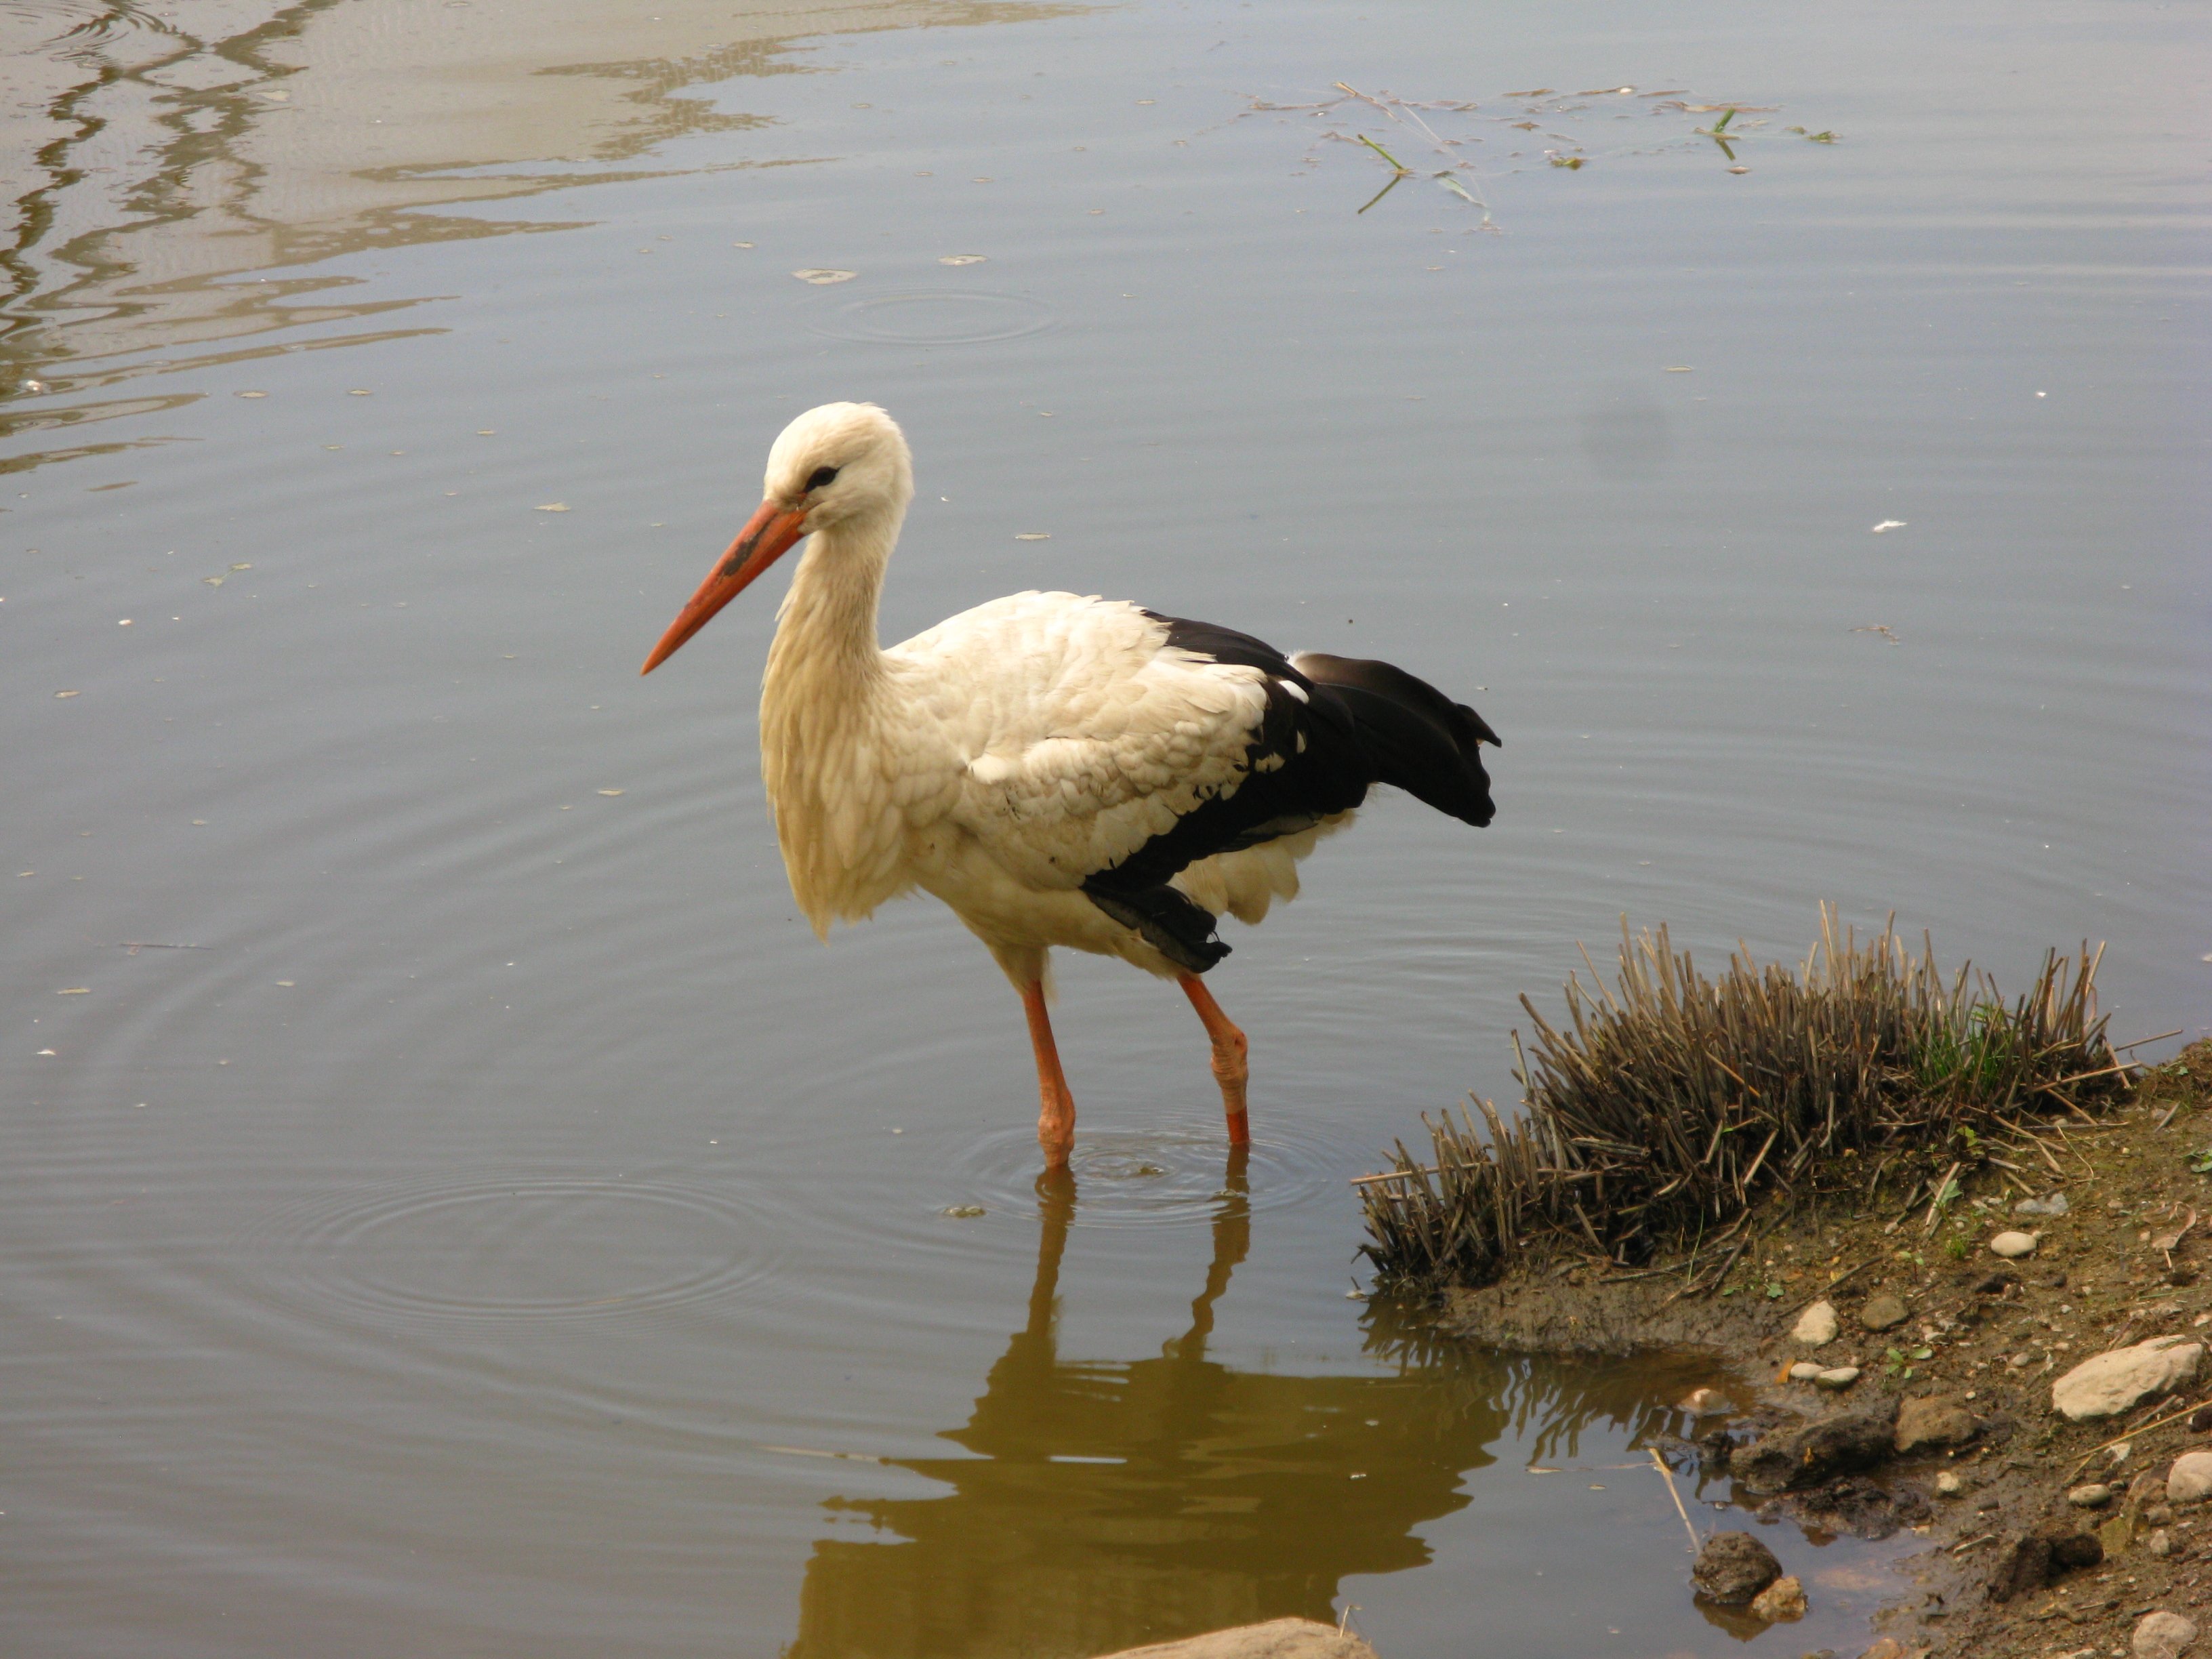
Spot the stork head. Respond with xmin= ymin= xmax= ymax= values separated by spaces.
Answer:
xmin=762 ymin=401 xmax=912 ymax=532
xmin=641 ymin=401 xmax=913 ymax=674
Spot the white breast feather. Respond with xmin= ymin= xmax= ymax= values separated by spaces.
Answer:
xmin=888 ymin=594 xmax=1272 ymax=893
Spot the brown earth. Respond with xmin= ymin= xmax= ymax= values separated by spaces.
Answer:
xmin=1433 ymin=1038 xmax=2212 ymax=1659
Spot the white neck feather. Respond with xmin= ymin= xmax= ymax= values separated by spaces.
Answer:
xmin=758 ymin=506 xmax=909 ymax=933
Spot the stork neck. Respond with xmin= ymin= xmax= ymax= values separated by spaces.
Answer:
xmin=771 ymin=510 xmax=900 ymax=686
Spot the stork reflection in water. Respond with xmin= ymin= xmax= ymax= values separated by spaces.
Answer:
xmin=785 ymin=1158 xmax=1735 ymax=1659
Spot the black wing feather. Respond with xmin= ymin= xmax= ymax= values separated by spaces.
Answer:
xmin=1077 ymin=613 xmax=1499 ymax=971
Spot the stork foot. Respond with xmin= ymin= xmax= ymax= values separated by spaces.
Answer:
xmin=1038 ymin=1098 xmax=1074 ymax=1169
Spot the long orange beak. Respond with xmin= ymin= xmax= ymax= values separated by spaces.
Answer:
xmin=640 ymin=499 xmax=808 ymax=674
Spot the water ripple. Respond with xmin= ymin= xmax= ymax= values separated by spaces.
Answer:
xmin=943 ymin=1115 xmax=1359 ymax=1229
xmin=241 ymin=1169 xmax=785 ymax=1330
xmin=808 ymin=291 xmax=1055 ymax=346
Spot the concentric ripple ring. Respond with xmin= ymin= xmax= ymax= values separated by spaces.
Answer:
xmin=808 ymin=291 xmax=1055 ymax=346
xmin=944 ymin=1116 xmax=1356 ymax=1229
xmin=244 ymin=1171 xmax=781 ymax=1329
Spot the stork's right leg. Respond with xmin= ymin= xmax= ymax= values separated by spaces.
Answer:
xmin=1020 ymin=980 xmax=1077 ymax=1169
xmin=1179 ymin=974 xmax=1251 ymax=1147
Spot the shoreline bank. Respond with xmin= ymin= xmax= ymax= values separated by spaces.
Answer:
xmin=1419 ymin=1039 xmax=2212 ymax=1658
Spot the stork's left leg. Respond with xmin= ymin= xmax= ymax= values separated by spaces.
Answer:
xmin=1021 ymin=979 xmax=1078 ymax=1169
xmin=1179 ymin=974 xmax=1250 ymax=1146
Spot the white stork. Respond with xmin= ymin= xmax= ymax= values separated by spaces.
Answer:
xmin=641 ymin=403 xmax=1499 ymax=1170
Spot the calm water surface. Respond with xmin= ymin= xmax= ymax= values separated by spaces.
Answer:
xmin=3 ymin=2 xmax=2207 ymax=1655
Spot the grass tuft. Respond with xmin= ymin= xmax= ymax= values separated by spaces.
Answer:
xmin=1359 ymin=907 xmax=2129 ymax=1292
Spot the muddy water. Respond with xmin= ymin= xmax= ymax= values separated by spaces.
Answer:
xmin=3 ymin=1 xmax=2207 ymax=1655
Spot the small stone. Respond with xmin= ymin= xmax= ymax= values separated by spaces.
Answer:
xmin=1788 ymin=1361 xmax=1824 ymax=1382
xmin=1990 ymin=1523 xmax=2103 ymax=1601
xmin=2048 ymin=1525 xmax=2106 ymax=1570
xmin=2147 ymin=1502 xmax=2176 ymax=1527
xmin=1859 ymin=1293 xmax=1910 ymax=1331
xmin=2168 ymin=1450 xmax=2212 ymax=1504
xmin=2100 ymin=1511 xmax=2138 ymax=1557
xmin=1092 ymin=1618 xmax=1380 ymax=1659
xmin=1815 ymin=1366 xmax=1862 ymax=1390
xmin=2150 ymin=1528 xmax=2176 ymax=1558
xmin=2068 ymin=1483 xmax=2115 ymax=1508
xmin=1679 ymin=1386 xmax=1733 ymax=1414
xmin=1793 ymin=1300 xmax=1841 ymax=1346
xmin=1692 ymin=1530 xmax=1782 ymax=1604
xmin=1857 ymin=1643 xmax=1910 ymax=1659
xmin=2052 ymin=1336 xmax=2203 ymax=1422
xmin=2015 ymin=1191 xmax=2071 ymax=1217
xmin=1748 ymin=1574 xmax=1807 ymax=1622
xmin=2192 ymin=1405 xmax=2212 ymax=1434
xmin=2132 ymin=1610 xmax=2199 ymax=1659
xmin=1989 ymin=1230 xmax=2039 ymax=1258
xmin=1730 ymin=1399 xmax=1898 ymax=1495
xmin=1935 ymin=1470 xmax=1963 ymax=1495
xmin=1895 ymin=1395 xmax=1978 ymax=1454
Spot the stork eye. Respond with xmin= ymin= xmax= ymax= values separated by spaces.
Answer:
xmin=804 ymin=466 xmax=840 ymax=492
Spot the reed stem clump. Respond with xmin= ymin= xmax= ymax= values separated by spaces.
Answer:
xmin=1360 ymin=908 xmax=2129 ymax=1291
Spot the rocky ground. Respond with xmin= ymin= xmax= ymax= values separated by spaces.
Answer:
xmin=1436 ymin=1038 xmax=2212 ymax=1659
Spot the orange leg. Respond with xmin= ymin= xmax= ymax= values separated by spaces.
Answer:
xmin=1179 ymin=975 xmax=1250 ymax=1146
xmin=1021 ymin=980 xmax=1077 ymax=1168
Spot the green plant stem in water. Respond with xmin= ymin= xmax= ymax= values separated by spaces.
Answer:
xmin=1356 ymin=133 xmax=1412 ymax=173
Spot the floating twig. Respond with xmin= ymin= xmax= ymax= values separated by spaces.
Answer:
xmin=1647 ymin=1445 xmax=1701 ymax=1555
xmin=1351 ymin=1165 xmax=1443 ymax=1187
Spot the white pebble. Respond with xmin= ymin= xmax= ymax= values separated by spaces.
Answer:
xmin=1790 ymin=1299 xmax=1839 ymax=1347
xmin=1989 ymin=1230 xmax=2039 ymax=1258
xmin=2133 ymin=1609 xmax=2198 ymax=1659
xmin=2167 ymin=1450 xmax=2212 ymax=1504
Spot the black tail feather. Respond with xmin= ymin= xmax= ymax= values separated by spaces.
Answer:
xmin=1082 ymin=880 xmax=1231 ymax=974
xmin=1290 ymin=651 xmax=1498 ymax=827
